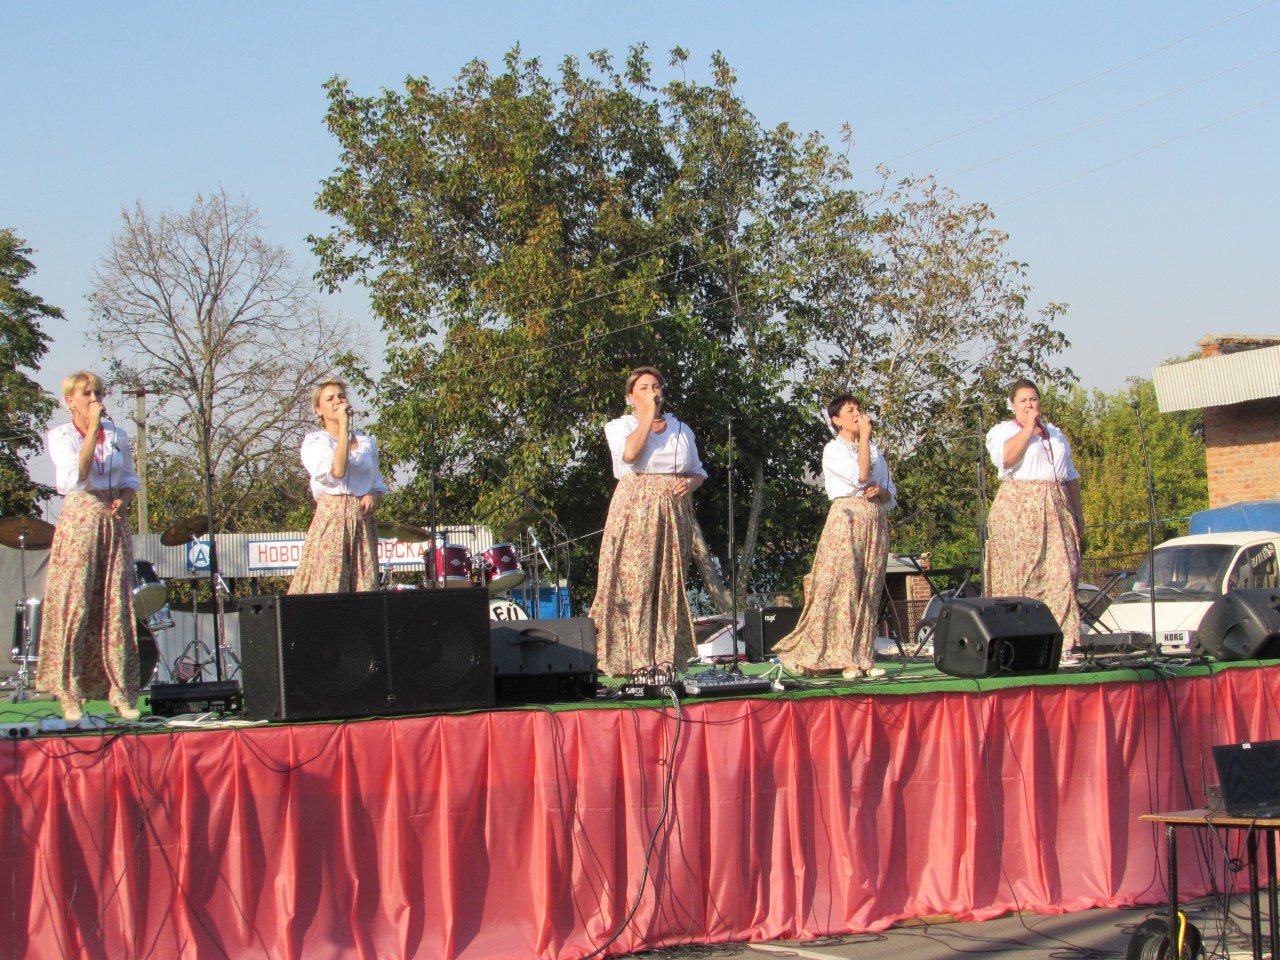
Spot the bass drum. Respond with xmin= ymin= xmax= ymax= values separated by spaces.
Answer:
xmin=489 ymin=598 xmax=530 ymax=622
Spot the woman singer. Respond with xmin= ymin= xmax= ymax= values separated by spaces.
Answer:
xmin=984 ymin=378 xmax=1084 ymax=649
xmin=290 ymin=378 xmax=387 ymax=594
xmin=774 ymin=395 xmax=895 ymax=680
xmin=39 ymin=371 xmax=143 ymax=722
xmin=591 ymin=366 xmax=707 ymax=677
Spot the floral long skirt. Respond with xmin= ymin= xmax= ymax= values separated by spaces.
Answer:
xmin=773 ymin=495 xmax=888 ymax=673
xmin=37 ymin=491 xmax=139 ymax=708
xmin=289 ymin=494 xmax=379 ymax=594
xmin=984 ymin=478 xmax=1081 ymax=649
xmin=591 ymin=473 xmax=696 ymax=677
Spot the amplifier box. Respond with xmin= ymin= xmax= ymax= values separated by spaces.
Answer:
xmin=490 ymin=618 xmax=598 ymax=703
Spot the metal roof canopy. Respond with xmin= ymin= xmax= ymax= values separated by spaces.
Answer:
xmin=1153 ymin=343 xmax=1280 ymax=412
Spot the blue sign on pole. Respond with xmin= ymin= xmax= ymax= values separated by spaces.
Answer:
xmin=187 ymin=537 xmax=212 ymax=572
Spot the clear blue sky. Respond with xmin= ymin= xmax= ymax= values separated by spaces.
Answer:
xmin=6 ymin=0 xmax=1278 ymax=405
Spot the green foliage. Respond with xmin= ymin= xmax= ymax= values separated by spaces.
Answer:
xmin=0 ymin=230 xmax=58 ymax=515
xmin=1048 ymin=379 xmax=1207 ymax=555
xmin=312 ymin=46 xmax=1075 ymax=610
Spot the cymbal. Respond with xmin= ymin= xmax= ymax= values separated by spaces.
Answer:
xmin=160 ymin=516 xmax=209 ymax=546
xmin=376 ymin=520 xmax=432 ymax=543
xmin=0 ymin=515 xmax=55 ymax=550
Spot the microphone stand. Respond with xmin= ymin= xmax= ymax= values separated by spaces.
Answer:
xmin=1132 ymin=399 xmax=1160 ymax=655
xmin=427 ymin=413 xmax=439 ymax=587
xmin=728 ymin=417 xmax=741 ymax=673
xmin=976 ymin=406 xmax=988 ymax=577
xmin=201 ymin=419 xmax=226 ymax=684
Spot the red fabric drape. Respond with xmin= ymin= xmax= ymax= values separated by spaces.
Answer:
xmin=3 ymin=666 xmax=1278 ymax=959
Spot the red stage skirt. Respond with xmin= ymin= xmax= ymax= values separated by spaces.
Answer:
xmin=3 ymin=665 xmax=1276 ymax=959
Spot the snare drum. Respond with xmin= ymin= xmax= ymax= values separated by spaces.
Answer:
xmin=434 ymin=544 xmax=474 ymax=588
xmin=132 ymin=560 xmax=169 ymax=619
xmin=10 ymin=598 xmax=42 ymax=664
xmin=479 ymin=542 xmax=526 ymax=593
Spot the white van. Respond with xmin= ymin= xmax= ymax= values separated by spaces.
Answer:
xmin=1092 ymin=531 xmax=1280 ymax=654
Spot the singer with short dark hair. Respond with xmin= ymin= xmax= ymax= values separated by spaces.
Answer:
xmin=984 ymin=378 xmax=1084 ymax=649
xmin=774 ymin=394 xmax=895 ymax=680
xmin=590 ymin=366 xmax=707 ymax=676
xmin=39 ymin=371 xmax=143 ymax=722
xmin=289 ymin=378 xmax=387 ymax=594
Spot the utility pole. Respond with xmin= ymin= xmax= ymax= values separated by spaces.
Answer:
xmin=126 ymin=388 xmax=149 ymax=534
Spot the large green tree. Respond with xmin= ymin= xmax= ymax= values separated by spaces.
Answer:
xmin=313 ymin=46 xmax=1073 ymax=610
xmin=1049 ymin=378 xmax=1207 ymax=558
xmin=0 ymin=230 xmax=58 ymax=516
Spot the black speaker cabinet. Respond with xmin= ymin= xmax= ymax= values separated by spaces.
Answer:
xmin=239 ymin=588 xmax=495 ymax=721
xmin=490 ymin=618 xmax=599 ymax=703
xmin=744 ymin=606 xmax=803 ymax=662
xmin=933 ymin=597 xmax=1063 ymax=678
xmin=1194 ymin=589 xmax=1280 ymax=661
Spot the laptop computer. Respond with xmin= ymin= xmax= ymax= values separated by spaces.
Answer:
xmin=1212 ymin=740 xmax=1280 ymax=818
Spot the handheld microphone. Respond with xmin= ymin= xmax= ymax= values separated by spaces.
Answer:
xmin=98 ymin=407 xmax=112 ymax=422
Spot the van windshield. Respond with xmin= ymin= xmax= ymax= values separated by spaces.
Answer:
xmin=1117 ymin=544 xmax=1234 ymax=601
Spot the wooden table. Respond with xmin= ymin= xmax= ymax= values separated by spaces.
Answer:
xmin=1140 ymin=808 xmax=1280 ymax=960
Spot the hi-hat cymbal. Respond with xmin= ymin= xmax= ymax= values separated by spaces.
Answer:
xmin=160 ymin=516 xmax=210 ymax=546
xmin=0 ymin=516 xmax=55 ymax=550
xmin=376 ymin=520 xmax=432 ymax=543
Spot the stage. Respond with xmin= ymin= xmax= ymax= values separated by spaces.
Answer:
xmin=2 ymin=659 xmax=1278 ymax=960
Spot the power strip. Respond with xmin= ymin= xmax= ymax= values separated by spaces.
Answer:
xmin=0 ymin=722 xmax=38 ymax=740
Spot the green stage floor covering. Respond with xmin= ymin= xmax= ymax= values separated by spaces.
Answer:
xmin=0 ymin=655 xmax=1274 ymax=731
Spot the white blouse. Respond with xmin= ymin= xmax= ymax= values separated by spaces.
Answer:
xmin=300 ymin=430 xmax=389 ymax=500
xmin=823 ymin=437 xmax=897 ymax=509
xmin=604 ymin=415 xmax=708 ymax=481
xmin=985 ymin=419 xmax=1080 ymax=482
xmin=47 ymin=422 xmax=142 ymax=496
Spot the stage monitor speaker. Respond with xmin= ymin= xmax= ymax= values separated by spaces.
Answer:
xmin=1193 ymin=589 xmax=1280 ymax=661
xmin=744 ymin=606 xmax=803 ymax=661
xmin=239 ymin=588 xmax=495 ymax=721
xmin=933 ymin=597 xmax=1063 ymax=678
xmin=490 ymin=618 xmax=598 ymax=703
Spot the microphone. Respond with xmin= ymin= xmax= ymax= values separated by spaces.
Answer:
xmin=97 ymin=407 xmax=112 ymax=422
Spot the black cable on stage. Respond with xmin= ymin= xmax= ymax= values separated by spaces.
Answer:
xmin=578 ymin=686 xmax=685 ymax=960
xmin=44 ymin=726 xmax=238 ymax=960
xmin=230 ymin=717 xmax=350 ymax=774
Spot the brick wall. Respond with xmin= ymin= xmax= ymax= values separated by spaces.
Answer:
xmin=1204 ymin=396 xmax=1280 ymax=508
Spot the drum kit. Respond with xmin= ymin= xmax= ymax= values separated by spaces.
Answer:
xmin=375 ymin=520 xmax=531 ymax=620
xmin=1 ymin=512 xmax=227 ymax=701
xmin=1 ymin=508 xmax=548 ymax=702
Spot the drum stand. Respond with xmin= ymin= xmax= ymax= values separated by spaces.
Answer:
xmin=6 ymin=528 xmax=43 ymax=702
xmin=176 ymin=537 xmax=241 ymax=683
